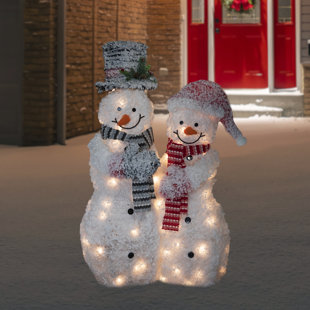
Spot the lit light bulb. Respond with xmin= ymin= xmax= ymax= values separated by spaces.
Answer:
xmin=101 ymin=200 xmax=111 ymax=208
xmin=107 ymin=177 xmax=118 ymax=188
xmin=133 ymin=260 xmax=147 ymax=274
xmin=155 ymin=198 xmax=164 ymax=210
xmin=205 ymin=216 xmax=216 ymax=226
xmin=197 ymin=243 xmax=208 ymax=257
xmin=159 ymin=275 xmax=167 ymax=282
xmin=219 ymin=266 xmax=227 ymax=275
xmin=99 ymin=211 xmax=107 ymax=220
xmin=114 ymin=275 xmax=126 ymax=286
xmin=163 ymin=249 xmax=171 ymax=257
xmin=109 ymin=140 xmax=123 ymax=152
xmin=184 ymin=280 xmax=193 ymax=286
xmin=130 ymin=228 xmax=139 ymax=237
xmin=81 ymin=238 xmax=90 ymax=246
xmin=153 ymin=175 xmax=159 ymax=186
xmin=195 ymin=269 xmax=204 ymax=280
xmin=96 ymin=246 xmax=104 ymax=255
xmin=172 ymin=266 xmax=181 ymax=276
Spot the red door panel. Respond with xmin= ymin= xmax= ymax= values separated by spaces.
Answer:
xmin=274 ymin=0 xmax=296 ymax=89
xmin=214 ymin=0 xmax=268 ymax=88
xmin=187 ymin=0 xmax=208 ymax=83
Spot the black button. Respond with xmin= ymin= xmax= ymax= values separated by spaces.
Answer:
xmin=128 ymin=252 xmax=134 ymax=259
xmin=185 ymin=217 xmax=191 ymax=223
xmin=186 ymin=155 xmax=193 ymax=161
xmin=128 ymin=208 xmax=134 ymax=215
xmin=188 ymin=251 xmax=194 ymax=258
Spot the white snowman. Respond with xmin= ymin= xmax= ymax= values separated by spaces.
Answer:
xmin=80 ymin=41 xmax=161 ymax=287
xmin=156 ymin=80 xmax=246 ymax=286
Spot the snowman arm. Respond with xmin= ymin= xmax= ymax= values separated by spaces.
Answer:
xmin=184 ymin=149 xmax=220 ymax=190
xmin=88 ymin=133 xmax=122 ymax=176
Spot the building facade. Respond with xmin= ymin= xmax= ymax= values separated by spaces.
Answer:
xmin=0 ymin=0 xmax=309 ymax=146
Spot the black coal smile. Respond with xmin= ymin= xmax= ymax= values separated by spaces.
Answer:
xmin=112 ymin=114 xmax=145 ymax=130
xmin=173 ymin=130 xmax=205 ymax=144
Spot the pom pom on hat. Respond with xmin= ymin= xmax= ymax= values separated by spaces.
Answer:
xmin=167 ymin=80 xmax=246 ymax=146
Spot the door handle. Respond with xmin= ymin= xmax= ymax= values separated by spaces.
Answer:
xmin=215 ymin=28 xmax=220 ymax=33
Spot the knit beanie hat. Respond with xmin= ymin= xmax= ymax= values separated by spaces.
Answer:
xmin=167 ymin=80 xmax=247 ymax=146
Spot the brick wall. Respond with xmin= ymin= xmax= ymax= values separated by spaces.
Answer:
xmin=23 ymin=0 xmax=57 ymax=145
xmin=147 ymin=0 xmax=181 ymax=108
xmin=303 ymin=65 xmax=310 ymax=116
xmin=66 ymin=0 xmax=149 ymax=139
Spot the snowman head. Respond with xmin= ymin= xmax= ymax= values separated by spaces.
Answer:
xmin=98 ymin=89 xmax=153 ymax=135
xmin=167 ymin=109 xmax=219 ymax=145
xmin=167 ymin=80 xmax=247 ymax=146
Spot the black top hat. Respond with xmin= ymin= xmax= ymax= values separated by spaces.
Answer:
xmin=95 ymin=41 xmax=157 ymax=93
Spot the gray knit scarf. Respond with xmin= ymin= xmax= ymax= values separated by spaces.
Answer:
xmin=101 ymin=125 xmax=157 ymax=210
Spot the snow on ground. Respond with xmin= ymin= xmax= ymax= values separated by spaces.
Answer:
xmin=1 ymin=116 xmax=310 ymax=310
xmin=231 ymin=104 xmax=283 ymax=112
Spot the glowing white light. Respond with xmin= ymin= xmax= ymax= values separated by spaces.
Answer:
xmin=101 ymin=200 xmax=111 ymax=208
xmin=219 ymin=266 xmax=227 ymax=275
xmin=173 ymin=266 xmax=181 ymax=276
xmin=96 ymin=246 xmax=104 ymax=255
xmin=159 ymin=276 xmax=167 ymax=282
xmin=155 ymin=198 xmax=164 ymax=210
xmin=81 ymin=238 xmax=90 ymax=246
xmin=195 ymin=269 xmax=204 ymax=280
xmin=184 ymin=280 xmax=193 ymax=286
xmin=163 ymin=249 xmax=171 ymax=257
xmin=197 ymin=243 xmax=208 ymax=257
xmin=114 ymin=275 xmax=126 ymax=286
xmin=109 ymin=140 xmax=123 ymax=152
xmin=130 ymin=228 xmax=139 ymax=237
xmin=175 ymin=241 xmax=180 ymax=249
xmin=153 ymin=175 xmax=159 ymax=185
xmin=107 ymin=178 xmax=118 ymax=188
xmin=99 ymin=211 xmax=107 ymax=220
xmin=133 ymin=260 xmax=147 ymax=274
xmin=205 ymin=216 xmax=216 ymax=226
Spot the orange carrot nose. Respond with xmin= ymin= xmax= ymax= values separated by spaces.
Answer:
xmin=117 ymin=114 xmax=130 ymax=126
xmin=184 ymin=126 xmax=198 ymax=136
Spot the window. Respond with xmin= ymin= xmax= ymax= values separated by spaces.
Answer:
xmin=278 ymin=0 xmax=291 ymax=23
xmin=192 ymin=0 xmax=205 ymax=24
xmin=222 ymin=0 xmax=261 ymax=24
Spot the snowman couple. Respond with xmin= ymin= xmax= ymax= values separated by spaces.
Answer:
xmin=80 ymin=41 xmax=246 ymax=287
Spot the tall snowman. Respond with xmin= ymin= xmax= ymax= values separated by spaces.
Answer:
xmin=80 ymin=41 xmax=161 ymax=287
xmin=156 ymin=80 xmax=246 ymax=286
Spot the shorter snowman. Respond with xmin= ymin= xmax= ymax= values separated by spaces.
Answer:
xmin=156 ymin=80 xmax=246 ymax=286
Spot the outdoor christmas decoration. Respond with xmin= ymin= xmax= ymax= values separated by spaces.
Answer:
xmin=156 ymin=80 xmax=246 ymax=286
xmin=80 ymin=41 xmax=160 ymax=287
xmin=223 ymin=0 xmax=255 ymax=12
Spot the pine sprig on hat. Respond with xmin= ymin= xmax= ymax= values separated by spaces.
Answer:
xmin=120 ymin=58 xmax=156 ymax=82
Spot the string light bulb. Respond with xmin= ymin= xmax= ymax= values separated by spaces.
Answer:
xmin=114 ymin=275 xmax=126 ymax=286
xmin=130 ymin=228 xmax=139 ymax=237
xmin=133 ymin=260 xmax=147 ymax=274
xmin=99 ymin=211 xmax=107 ymax=220
xmin=107 ymin=177 xmax=118 ymax=188
xmin=96 ymin=246 xmax=104 ymax=255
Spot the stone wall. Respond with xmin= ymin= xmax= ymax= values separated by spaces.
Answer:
xmin=23 ymin=0 xmax=57 ymax=145
xmin=147 ymin=0 xmax=181 ymax=108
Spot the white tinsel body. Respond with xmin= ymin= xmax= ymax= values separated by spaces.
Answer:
xmin=80 ymin=89 xmax=160 ymax=287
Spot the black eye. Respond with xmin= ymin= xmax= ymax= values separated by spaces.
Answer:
xmin=194 ymin=123 xmax=199 ymax=127
xmin=132 ymin=108 xmax=136 ymax=112
xmin=117 ymin=107 xmax=121 ymax=111
xmin=179 ymin=121 xmax=184 ymax=125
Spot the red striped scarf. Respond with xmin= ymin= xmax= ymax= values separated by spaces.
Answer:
xmin=162 ymin=138 xmax=210 ymax=231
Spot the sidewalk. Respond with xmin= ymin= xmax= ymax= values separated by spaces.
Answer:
xmin=1 ymin=116 xmax=310 ymax=310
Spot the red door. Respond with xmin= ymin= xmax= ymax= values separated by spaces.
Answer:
xmin=214 ymin=0 xmax=268 ymax=88
xmin=274 ymin=0 xmax=296 ymax=89
xmin=187 ymin=0 xmax=208 ymax=83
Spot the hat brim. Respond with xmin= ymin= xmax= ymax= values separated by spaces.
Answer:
xmin=96 ymin=79 xmax=157 ymax=93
